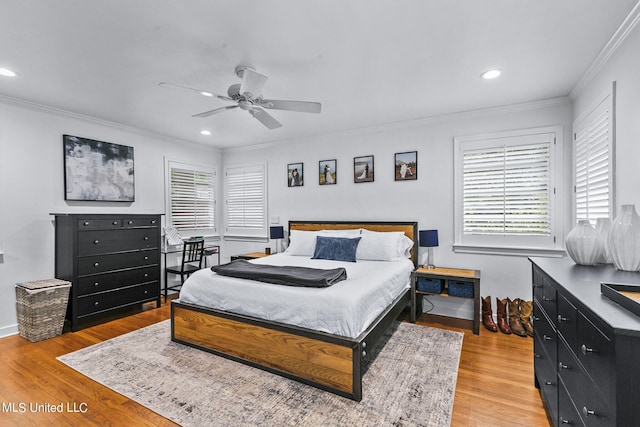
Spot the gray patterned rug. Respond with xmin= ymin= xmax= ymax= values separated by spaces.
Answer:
xmin=58 ymin=320 xmax=463 ymax=427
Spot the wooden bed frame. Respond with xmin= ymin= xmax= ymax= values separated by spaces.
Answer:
xmin=171 ymin=220 xmax=418 ymax=401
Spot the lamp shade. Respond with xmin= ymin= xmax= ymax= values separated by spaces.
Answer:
xmin=419 ymin=230 xmax=439 ymax=247
xmin=270 ymin=226 xmax=285 ymax=239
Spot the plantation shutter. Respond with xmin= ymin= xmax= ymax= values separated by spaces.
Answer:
xmin=574 ymin=95 xmax=612 ymax=225
xmin=462 ymin=141 xmax=552 ymax=236
xmin=169 ymin=166 xmax=216 ymax=230
xmin=225 ymin=164 xmax=267 ymax=238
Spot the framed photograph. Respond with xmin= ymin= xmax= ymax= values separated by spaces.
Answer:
xmin=288 ymin=162 xmax=304 ymax=187
xmin=63 ymin=134 xmax=135 ymax=201
xmin=395 ymin=151 xmax=417 ymax=181
xmin=319 ymin=159 xmax=337 ymax=185
xmin=354 ymin=155 xmax=374 ymax=183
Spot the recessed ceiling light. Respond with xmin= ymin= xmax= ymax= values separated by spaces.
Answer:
xmin=481 ymin=69 xmax=502 ymax=80
xmin=200 ymin=91 xmax=213 ymax=97
xmin=0 ymin=68 xmax=17 ymax=77
xmin=200 ymin=130 xmax=212 ymax=136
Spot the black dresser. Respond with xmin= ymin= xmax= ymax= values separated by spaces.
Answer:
xmin=53 ymin=214 xmax=162 ymax=331
xmin=530 ymin=257 xmax=640 ymax=427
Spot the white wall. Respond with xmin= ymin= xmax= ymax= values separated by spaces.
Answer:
xmin=222 ymin=99 xmax=573 ymax=320
xmin=0 ymin=100 xmax=220 ymax=336
xmin=572 ymin=19 xmax=640 ymax=212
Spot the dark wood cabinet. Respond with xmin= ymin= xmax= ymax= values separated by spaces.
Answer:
xmin=53 ymin=214 xmax=162 ymax=331
xmin=530 ymin=257 xmax=640 ymax=427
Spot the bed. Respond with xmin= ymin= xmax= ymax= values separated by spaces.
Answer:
xmin=171 ymin=220 xmax=418 ymax=401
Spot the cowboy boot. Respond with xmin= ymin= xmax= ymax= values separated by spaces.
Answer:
xmin=496 ymin=297 xmax=512 ymax=334
xmin=481 ymin=296 xmax=498 ymax=332
xmin=507 ymin=298 xmax=528 ymax=337
xmin=519 ymin=300 xmax=534 ymax=337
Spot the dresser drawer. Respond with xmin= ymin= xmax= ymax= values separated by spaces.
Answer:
xmin=78 ymin=218 xmax=121 ymax=229
xmin=77 ymin=250 xmax=158 ymax=275
xmin=541 ymin=276 xmax=558 ymax=323
xmin=77 ymin=282 xmax=159 ymax=317
xmin=557 ymin=293 xmax=578 ymax=354
xmin=558 ymin=378 xmax=583 ymax=427
xmin=534 ymin=300 xmax=557 ymax=367
xmin=77 ymin=266 xmax=159 ymax=296
xmin=122 ymin=216 xmax=159 ymax=228
xmin=534 ymin=337 xmax=558 ymax=423
xmin=78 ymin=229 xmax=159 ymax=255
xmin=558 ymin=340 xmax=614 ymax=426
xmin=577 ymin=312 xmax=613 ymax=402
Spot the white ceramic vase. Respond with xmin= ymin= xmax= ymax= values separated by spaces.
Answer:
xmin=595 ymin=217 xmax=613 ymax=264
xmin=565 ymin=220 xmax=602 ymax=266
xmin=608 ymin=204 xmax=640 ymax=271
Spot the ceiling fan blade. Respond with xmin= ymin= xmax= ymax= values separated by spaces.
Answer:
xmin=258 ymin=99 xmax=321 ymax=114
xmin=249 ymin=107 xmax=282 ymax=129
xmin=159 ymin=82 xmax=233 ymax=102
xmin=239 ymin=68 xmax=268 ymax=100
xmin=192 ymin=105 xmax=237 ymax=118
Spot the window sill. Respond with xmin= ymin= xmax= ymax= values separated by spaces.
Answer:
xmin=453 ymin=244 xmax=566 ymax=258
xmin=223 ymin=235 xmax=269 ymax=243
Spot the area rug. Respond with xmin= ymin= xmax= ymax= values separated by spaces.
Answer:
xmin=58 ymin=320 xmax=463 ymax=427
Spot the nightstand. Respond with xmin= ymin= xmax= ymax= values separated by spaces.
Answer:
xmin=410 ymin=266 xmax=481 ymax=335
xmin=230 ymin=252 xmax=271 ymax=261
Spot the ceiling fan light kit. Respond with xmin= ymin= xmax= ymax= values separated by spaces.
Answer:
xmin=160 ymin=65 xmax=321 ymax=130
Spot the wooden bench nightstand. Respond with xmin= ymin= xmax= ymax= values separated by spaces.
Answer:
xmin=410 ymin=266 xmax=481 ymax=335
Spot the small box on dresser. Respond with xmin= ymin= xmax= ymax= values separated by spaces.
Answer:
xmin=53 ymin=214 xmax=162 ymax=331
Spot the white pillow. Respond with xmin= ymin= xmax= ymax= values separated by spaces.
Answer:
xmin=319 ymin=228 xmax=361 ymax=236
xmin=285 ymin=230 xmax=320 ymax=256
xmin=357 ymin=229 xmax=413 ymax=261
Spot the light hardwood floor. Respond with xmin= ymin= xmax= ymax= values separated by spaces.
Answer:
xmin=0 ymin=298 xmax=550 ymax=426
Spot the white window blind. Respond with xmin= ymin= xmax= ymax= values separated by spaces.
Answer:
xmin=463 ymin=142 xmax=551 ymax=236
xmin=224 ymin=164 xmax=267 ymax=238
xmin=574 ymin=93 xmax=613 ymax=225
xmin=454 ymin=126 xmax=562 ymax=255
xmin=168 ymin=162 xmax=216 ymax=231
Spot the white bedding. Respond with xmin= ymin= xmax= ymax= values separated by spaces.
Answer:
xmin=176 ymin=253 xmax=414 ymax=338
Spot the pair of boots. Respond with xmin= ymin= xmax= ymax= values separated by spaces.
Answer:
xmin=482 ymin=296 xmax=533 ymax=337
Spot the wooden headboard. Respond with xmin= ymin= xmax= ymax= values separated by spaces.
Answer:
xmin=288 ymin=220 xmax=418 ymax=267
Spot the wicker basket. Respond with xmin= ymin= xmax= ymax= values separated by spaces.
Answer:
xmin=16 ymin=279 xmax=71 ymax=342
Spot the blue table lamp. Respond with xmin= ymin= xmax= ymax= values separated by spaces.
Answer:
xmin=270 ymin=226 xmax=285 ymax=253
xmin=419 ymin=230 xmax=439 ymax=269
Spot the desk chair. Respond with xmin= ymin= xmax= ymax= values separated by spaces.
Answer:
xmin=164 ymin=239 xmax=205 ymax=302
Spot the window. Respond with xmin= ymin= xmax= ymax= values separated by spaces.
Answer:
xmin=224 ymin=163 xmax=267 ymax=239
xmin=573 ymin=88 xmax=615 ymax=225
xmin=166 ymin=160 xmax=216 ymax=232
xmin=454 ymin=126 xmax=563 ymax=255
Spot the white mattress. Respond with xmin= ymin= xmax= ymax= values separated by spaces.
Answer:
xmin=176 ymin=253 xmax=414 ymax=338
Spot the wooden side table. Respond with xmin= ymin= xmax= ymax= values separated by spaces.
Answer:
xmin=410 ymin=266 xmax=481 ymax=335
xmin=230 ymin=252 xmax=271 ymax=261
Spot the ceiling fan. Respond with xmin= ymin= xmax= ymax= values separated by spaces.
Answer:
xmin=159 ymin=66 xmax=321 ymax=129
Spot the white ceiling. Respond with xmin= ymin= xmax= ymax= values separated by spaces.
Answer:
xmin=0 ymin=0 xmax=638 ymax=148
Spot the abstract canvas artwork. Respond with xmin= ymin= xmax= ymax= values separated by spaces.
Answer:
xmin=63 ymin=135 xmax=135 ymax=201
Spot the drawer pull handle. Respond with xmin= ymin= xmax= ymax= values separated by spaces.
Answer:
xmin=84 ymin=221 xmax=90 ymax=226
xmin=94 ymin=282 xmax=99 ymax=287
xmin=94 ymin=262 xmax=100 ymax=267
xmin=543 ymin=296 xmax=553 ymax=302
xmin=558 ymin=362 xmax=568 ymax=370
xmin=144 ymin=256 xmax=149 ymax=260
xmin=151 ymin=220 xmax=156 ymax=224
xmin=582 ymin=407 xmax=595 ymax=417
xmin=144 ymin=236 xmax=149 ymax=241
xmin=544 ymin=380 xmax=553 ymax=386
xmin=560 ymin=417 xmax=571 ymax=424
xmin=113 ymin=221 xmax=118 ymax=225
xmin=543 ymin=334 xmax=552 ymax=341
xmin=128 ymin=220 xmax=133 ymax=224
xmin=362 ymin=350 xmax=367 ymax=358
xmin=581 ymin=344 xmax=595 ymax=355
xmin=558 ymin=315 xmax=567 ymax=322
xmin=94 ymin=240 xmax=99 ymax=244
xmin=534 ymin=353 xmax=541 ymax=359
xmin=144 ymin=273 xmax=149 ymax=277
xmin=533 ymin=316 xmax=540 ymax=321
xmin=144 ymin=290 xmax=148 ymax=294
xmin=94 ymin=302 xmax=99 ymax=306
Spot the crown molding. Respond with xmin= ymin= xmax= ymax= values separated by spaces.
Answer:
xmin=222 ymin=96 xmax=571 ymax=154
xmin=570 ymin=2 xmax=640 ymax=98
xmin=0 ymin=94 xmax=221 ymax=152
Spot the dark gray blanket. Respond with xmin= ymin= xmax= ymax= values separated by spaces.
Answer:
xmin=211 ymin=259 xmax=347 ymax=288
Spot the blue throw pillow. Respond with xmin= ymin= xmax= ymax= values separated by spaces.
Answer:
xmin=312 ymin=236 xmax=361 ymax=262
